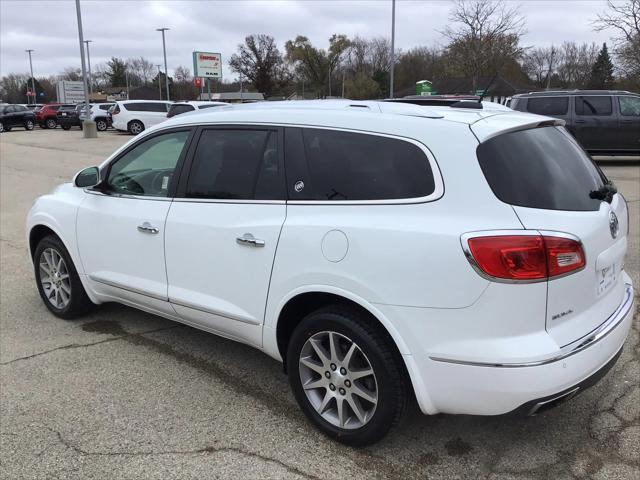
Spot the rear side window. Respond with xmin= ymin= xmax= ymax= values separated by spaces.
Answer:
xmin=186 ymin=129 xmax=282 ymax=200
xmin=99 ymin=104 xmax=112 ymax=111
xmin=169 ymin=104 xmax=194 ymax=116
xmin=148 ymin=103 xmax=169 ymax=112
xmin=526 ymin=97 xmax=568 ymax=116
xmin=286 ymin=128 xmax=435 ymax=201
xmin=618 ymin=96 xmax=640 ymax=116
xmin=575 ymin=96 xmax=612 ymax=115
xmin=125 ymin=103 xmax=149 ymax=112
xmin=477 ymin=126 xmax=605 ymax=211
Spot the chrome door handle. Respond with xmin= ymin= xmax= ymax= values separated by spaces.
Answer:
xmin=137 ymin=222 xmax=159 ymax=234
xmin=236 ymin=233 xmax=265 ymax=247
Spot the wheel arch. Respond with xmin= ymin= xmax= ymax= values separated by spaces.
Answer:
xmin=273 ymin=286 xmax=411 ymax=368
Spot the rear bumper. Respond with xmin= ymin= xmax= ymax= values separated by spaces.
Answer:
xmin=400 ymin=279 xmax=634 ymax=415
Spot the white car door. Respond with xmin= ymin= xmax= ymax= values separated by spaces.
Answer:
xmin=164 ymin=127 xmax=286 ymax=346
xmin=144 ymin=102 xmax=170 ymax=128
xmin=77 ymin=128 xmax=193 ymax=314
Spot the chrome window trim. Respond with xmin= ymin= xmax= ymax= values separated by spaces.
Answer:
xmin=172 ymin=198 xmax=286 ymax=205
xmin=171 ymin=121 xmax=444 ymax=206
xmin=430 ymin=282 xmax=633 ymax=368
xmin=84 ymin=188 xmax=173 ymax=202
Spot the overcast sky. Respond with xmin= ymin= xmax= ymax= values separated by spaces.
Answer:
xmin=0 ymin=0 xmax=615 ymax=80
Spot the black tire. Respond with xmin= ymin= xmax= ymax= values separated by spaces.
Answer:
xmin=3 ymin=126 xmax=11 ymax=132
xmin=45 ymin=118 xmax=57 ymax=129
xmin=33 ymin=234 xmax=94 ymax=319
xmin=95 ymin=119 xmax=108 ymax=131
xmin=61 ymin=125 xmax=71 ymax=131
xmin=0 ymin=122 xmax=4 ymax=133
xmin=287 ymin=306 xmax=408 ymax=446
xmin=24 ymin=119 xmax=35 ymax=130
xmin=128 ymin=120 xmax=144 ymax=135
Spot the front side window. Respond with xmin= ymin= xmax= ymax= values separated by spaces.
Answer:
xmin=618 ymin=96 xmax=640 ymax=116
xmin=526 ymin=97 xmax=568 ymax=116
xmin=106 ymin=130 xmax=190 ymax=197
xmin=289 ymin=128 xmax=435 ymax=201
xmin=186 ymin=129 xmax=282 ymax=200
xmin=575 ymin=96 xmax=612 ymax=116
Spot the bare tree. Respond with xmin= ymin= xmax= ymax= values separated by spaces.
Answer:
xmin=442 ymin=0 xmax=526 ymax=90
xmin=59 ymin=67 xmax=82 ymax=81
xmin=127 ymin=57 xmax=156 ymax=85
xmin=592 ymin=0 xmax=640 ymax=82
xmin=523 ymin=46 xmax=559 ymax=88
xmin=556 ymin=42 xmax=599 ymax=88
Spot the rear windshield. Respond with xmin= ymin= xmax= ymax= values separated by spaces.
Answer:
xmin=477 ymin=126 xmax=606 ymax=211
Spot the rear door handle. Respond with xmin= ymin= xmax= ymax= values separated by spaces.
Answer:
xmin=236 ymin=233 xmax=265 ymax=247
xmin=137 ymin=222 xmax=159 ymax=234
xmin=574 ymin=119 xmax=586 ymax=124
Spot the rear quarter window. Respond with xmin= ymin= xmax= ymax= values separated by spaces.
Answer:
xmin=526 ymin=97 xmax=568 ymax=116
xmin=286 ymin=128 xmax=436 ymax=201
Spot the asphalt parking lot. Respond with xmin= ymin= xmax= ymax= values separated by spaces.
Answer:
xmin=1 ymin=128 xmax=638 ymax=480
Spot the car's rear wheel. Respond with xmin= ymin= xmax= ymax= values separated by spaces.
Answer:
xmin=128 ymin=120 xmax=144 ymax=135
xmin=61 ymin=125 xmax=71 ymax=131
xmin=45 ymin=118 xmax=57 ymax=129
xmin=0 ymin=122 xmax=4 ymax=133
xmin=33 ymin=235 xmax=94 ymax=319
xmin=24 ymin=119 xmax=35 ymax=130
xmin=287 ymin=306 xmax=408 ymax=446
xmin=96 ymin=119 xmax=107 ymax=131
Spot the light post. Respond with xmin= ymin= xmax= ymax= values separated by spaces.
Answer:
xmin=84 ymin=40 xmax=93 ymax=95
xmin=389 ymin=0 xmax=396 ymax=98
xmin=74 ymin=0 xmax=97 ymax=137
xmin=156 ymin=64 xmax=163 ymax=100
xmin=156 ymin=27 xmax=170 ymax=100
xmin=25 ymin=50 xmax=36 ymax=105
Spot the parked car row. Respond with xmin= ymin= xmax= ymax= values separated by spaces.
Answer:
xmin=1 ymin=100 xmax=228 ymax=134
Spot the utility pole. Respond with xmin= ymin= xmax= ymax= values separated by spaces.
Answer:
xmin=342 ymin=72 xmax=345 ymax=98
xmin=74 ymin=0 xmax=96 ymax=137
xmin=156 ymin=64 xmax=163 ymax=99
xmin=125 ymin=69 xmax=130 ymax=99
xmin=389 ymin=0 xmax=396 ymax=98
xmin=25 ymin=50 xmax=36 ymax=105
xmin=84 ymin=40 xmax=93 ymax=95
xmin=156 ymin=27 xmax=170 ymax=100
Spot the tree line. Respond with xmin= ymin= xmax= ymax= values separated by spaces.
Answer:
xmin=1 ymin=0 xmax=638 ymax=104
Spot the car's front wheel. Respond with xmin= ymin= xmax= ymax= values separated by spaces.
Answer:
xmin=96 ymin=119 xmax=108 ymax=131
xmin=287 ymin=306 xmax=408 ymax=446
xmin=0 ymin=122 xmax=4 ymax=133
xmin=128 ymin=120 xmax=144 ymax=135
xmin=45 ymin=118 xmax=57 ymax=129
xmin=24 ymin=119 xmax=35 ymax=130
xmin=34 ymin=235 xmax=94 ymax=319
xmin=61 ymin=125 xmax=71 ymax=131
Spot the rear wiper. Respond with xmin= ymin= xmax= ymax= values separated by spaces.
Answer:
xmin=589 ymin=182 xmax=617 ymax=203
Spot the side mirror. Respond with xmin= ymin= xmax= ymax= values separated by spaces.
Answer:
xmin=74 ymin=166 xmax=101 ymax=188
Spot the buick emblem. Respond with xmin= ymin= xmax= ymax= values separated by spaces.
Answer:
xmin=609 ymin=211 xmax=619 ymax=239
xmin=294 ymin=180 xmax=305 ymax=193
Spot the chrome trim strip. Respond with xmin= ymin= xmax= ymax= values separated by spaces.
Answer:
xmin=88 ymin=275 xmax=167 ymax=301
xmin=459 ymin=229 xmax=586 ymax=285
xmin=172 ymin=198 xmax=286 ymax=205
xmin=169 ymin=299 xmax=261 ymax=326
xmin=430 ymin=283 xmax=633 ymax=368
xmin=84 ymin=189 xmax=173 ymax=202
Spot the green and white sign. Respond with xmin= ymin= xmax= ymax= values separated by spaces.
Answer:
xmin=416 ymin=80 xmax=433 ymax=96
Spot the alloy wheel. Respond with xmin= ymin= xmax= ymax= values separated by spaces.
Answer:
xmin=25 ymin=120 xmax=34 ymax=130
xmin=46 ymin=119 xmax=56 ymax=129
xmin=96 ymin=120 xmax=107 ymax=131
xmin=298 ymin=331 xmax=378 ymax=429
xmin=130 ymin=122 xmax=143 ymax=135
xmin=39 ymin=248 xmax=72 ymax=309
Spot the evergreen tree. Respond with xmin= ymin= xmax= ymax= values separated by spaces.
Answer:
xmin=588 ymin=43 xmax=615 ymax=89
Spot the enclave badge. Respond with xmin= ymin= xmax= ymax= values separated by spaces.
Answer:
xmin=609 ymin=211 xmax=619 ymax=239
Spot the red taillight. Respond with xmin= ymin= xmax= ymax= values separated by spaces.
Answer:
xmin=466 ymin=234 xmax=584 ymax=281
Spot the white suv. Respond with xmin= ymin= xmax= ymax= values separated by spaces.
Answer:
xmin=26 ymin=100 xmax=634 ymax=445
xmin=111 ymin=100 xmax=172 ymax=135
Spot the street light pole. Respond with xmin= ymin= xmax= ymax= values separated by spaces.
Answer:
xmin=25 ymin=49 xmax=36 ymax=105
xmin=84 ymin=40 xmax=93 ymax=96
xmin=74 ymin=0 xmax=96 ymax=137
xmin=156 ymin=27 xmax=170 ymax=100
xmin=389 ymin=0 xmax=396 ymax=98
xmin=156 ymin=64 xmax=163 ymax=100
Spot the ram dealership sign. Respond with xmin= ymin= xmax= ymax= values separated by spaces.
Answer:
xmin=193 ymin=52 xmax=222 ymax=79
xmin=56 ymin=81 xmax=85 ymax=103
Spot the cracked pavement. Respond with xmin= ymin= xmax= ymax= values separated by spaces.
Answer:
xmin=1 ymin=130 xmax=638 ymax=479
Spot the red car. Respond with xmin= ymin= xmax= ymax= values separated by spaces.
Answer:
xmin=35 ymin=103 xmax=75 ymax=129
